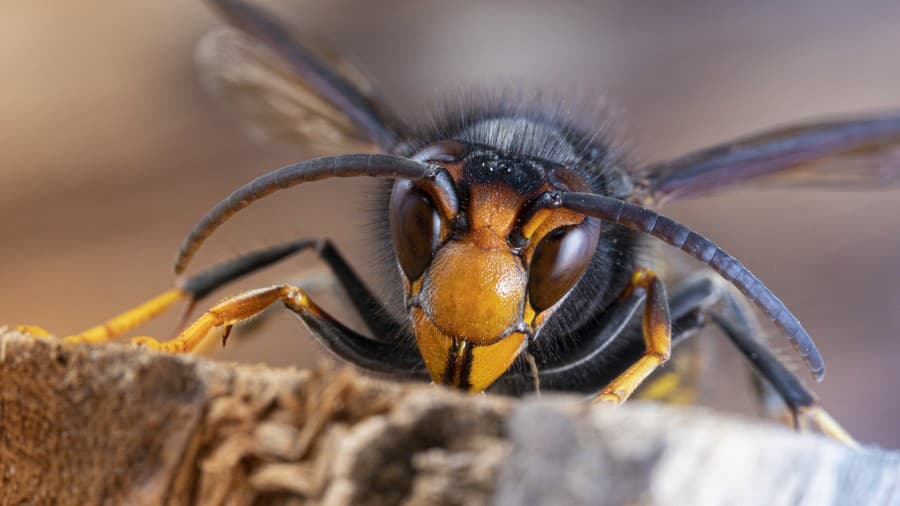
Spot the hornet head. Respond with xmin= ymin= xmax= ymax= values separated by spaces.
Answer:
xmin=391 ymin=140 xmax=600 ymax=391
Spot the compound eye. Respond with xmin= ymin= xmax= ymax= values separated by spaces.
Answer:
xmin=411 ymin=140 xmax=469 ymax=164
xmin=528 ymin=220 xmax=600 ymax=312
xmin=390 ymin=180 xmax=442 ymax=280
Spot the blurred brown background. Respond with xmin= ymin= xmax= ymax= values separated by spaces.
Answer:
xmin=2 ymin=1 xmax=898 ymax=446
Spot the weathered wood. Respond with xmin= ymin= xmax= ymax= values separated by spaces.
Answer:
xmin=1 ymin=330 xmax=897 ymax=505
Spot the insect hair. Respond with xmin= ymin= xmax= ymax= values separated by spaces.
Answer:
xmin=366 ymin=91 xmax=652 ymax=362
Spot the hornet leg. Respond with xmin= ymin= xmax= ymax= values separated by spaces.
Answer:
xmin=18 ymin=238 xmax=405 ymax=345
xmin=134 ymin=284 xmax=426 ymax=378
xmin=594 ymin=268 xmax=672 ymax=405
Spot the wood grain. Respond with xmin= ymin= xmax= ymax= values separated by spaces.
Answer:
xmin=1 ymin=330 xmax=897 ymax=505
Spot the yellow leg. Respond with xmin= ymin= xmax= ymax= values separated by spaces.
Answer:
xmin=133 ymin=285 xmax=314 ymax=353
xmin=636 ymin=341 xmax=705 ymax=405
xmin=14 ymin=325 xmax=54 ymax=338
xmin=801 ymin=406 xmax=860 ymax=449
xmin=14 ymin=240 xmax=347 ymax=346
xmin=63 ymin=289 xmax=188 ymax=344
xmin=595 ymin=268 xmax=672 ymax=405
xmin=15 ymin=288 xmax=187 ymax=343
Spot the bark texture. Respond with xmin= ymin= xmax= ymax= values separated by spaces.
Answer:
xmin=1 ymin=330 xmax=898 ymax=506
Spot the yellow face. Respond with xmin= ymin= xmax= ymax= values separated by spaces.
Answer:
xmin=390 ymin=143 xmax=600 ymax=392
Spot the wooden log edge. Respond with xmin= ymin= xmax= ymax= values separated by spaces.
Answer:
xmin=0 ymin=330 xmax=897 ymax=505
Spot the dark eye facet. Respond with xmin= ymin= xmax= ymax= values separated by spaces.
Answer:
xmin=528 ymin=220 xmax=600 ymax=311
xmin=390 ymin=180 xmax=442 ymax=280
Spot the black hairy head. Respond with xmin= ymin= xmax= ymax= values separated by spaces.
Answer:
xmin=398 ymin=92 xmax=635 ymax=199
xmin=366 ymin=92 xmax=648 ymax=363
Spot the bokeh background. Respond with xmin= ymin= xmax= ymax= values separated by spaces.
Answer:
xmin=2 ymin=1 xmax=898 ymax=446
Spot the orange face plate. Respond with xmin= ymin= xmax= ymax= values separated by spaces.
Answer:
xmin=412 ymin=307 xmax=527 ymax=391
xmin=403 ymin=148 xmax=596 ymax=392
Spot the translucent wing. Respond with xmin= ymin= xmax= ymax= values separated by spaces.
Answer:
xmin=197 ymin=0 xmax=402 ymax=153
xmin=637 ymin=114 xmax=900 ymax=204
